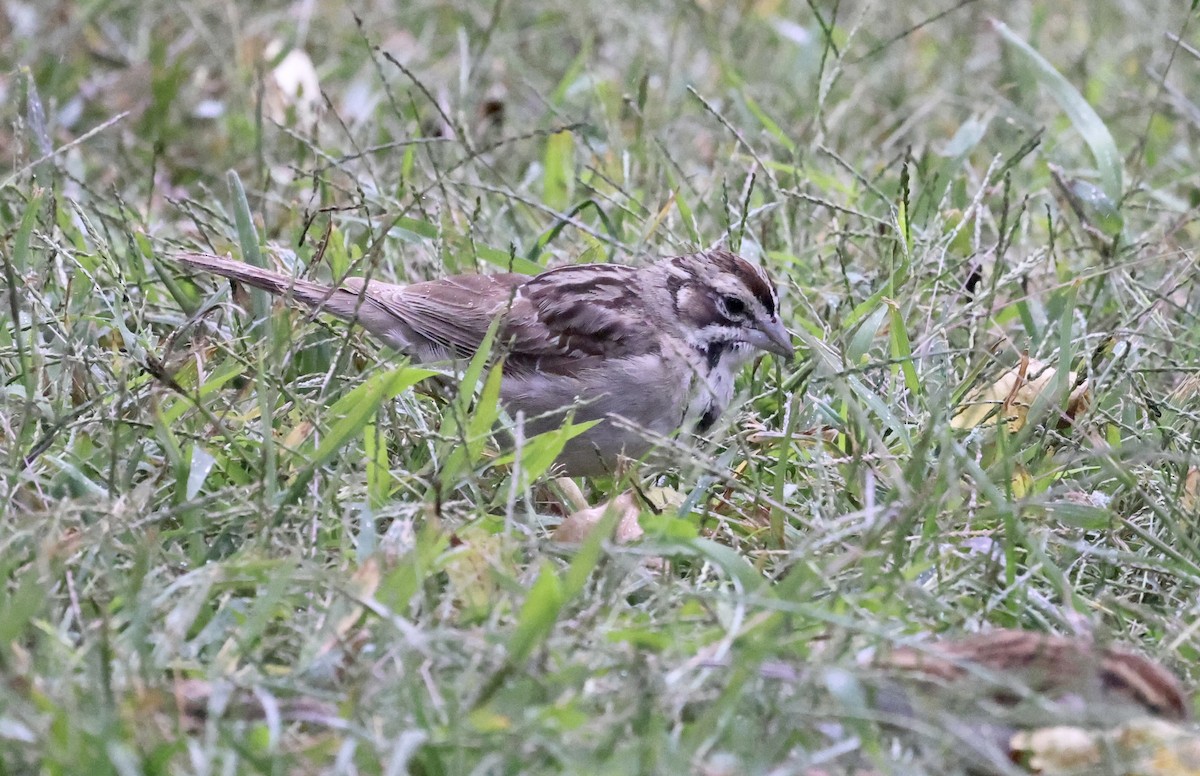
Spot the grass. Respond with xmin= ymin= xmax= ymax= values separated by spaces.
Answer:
xmin=3 ymin=0 xmax=1200 ymax=773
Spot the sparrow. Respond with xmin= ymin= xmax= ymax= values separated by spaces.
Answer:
xmin=173 ymin=249 xmax=794 ymax=476
xmin=871 ymin=629 xmax=1192 ymax=774
xmin=875 ymin=628 xmax=1190 ymax=725
xmin=718 ymin=629 xmax=1191 ymax=775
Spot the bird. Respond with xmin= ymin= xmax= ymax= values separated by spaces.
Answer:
xmin=172 ymin=249 xmax=794 ymax=476
xmin=870 ymin=629 xmax=1192 ymax=773
xmin=876 ymin=628 xmax=1191 ymax=725
xmin=733 ymin=629 xmax=1192 ymax=775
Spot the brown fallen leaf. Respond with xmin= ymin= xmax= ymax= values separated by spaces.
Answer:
xmin=877 ymin=629 xmax=1190 ymax=726
xmin=871 ymin=629 xmax=1192 ymax=774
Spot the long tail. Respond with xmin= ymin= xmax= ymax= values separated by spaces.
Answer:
xmin=172 ymin=252 xmax=419 ymax=352
xmin=173 ymin=252 xmax=348 ymax=311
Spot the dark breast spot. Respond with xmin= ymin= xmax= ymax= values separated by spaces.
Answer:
xmin=666 ymin=274 xmax=685 ymax=313
xmin=696 ymin=403 xmax=720 ymax=433
xmin=702 ymin=341 xmax=728 ymax=370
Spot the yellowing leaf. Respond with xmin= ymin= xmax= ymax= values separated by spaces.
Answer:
xmin=543 ymin=130 xmax=573 ymax=210
xmin=1010 ymin=465 xmax=1032 ymax=499
xmin=283 ymin=419 xmax=315 ymax=449
xmin=952 ymin=357 xmax=1091 ymax=432
xmin=468 ymin=707 xmax=512 ymax=732
xmin=442 ymin=527 xmax=509 ymax=623
xmin=1011 ymin=719 xmax=1200 ymax=776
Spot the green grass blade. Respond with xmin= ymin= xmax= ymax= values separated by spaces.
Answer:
xmin=279 ymin=365 xmax=438 ymax=509
xmin=227 ymin=170 xmax=277 ymax=505
xmin=437 ymin=321 xmax=500 ymax=487
xmin=887 ymin=301 xmax=920 ymax=396
xmin=492 ymin=418 xmax=601 ymax=487
xmin=993 ymin=19 xmax=1123 ymax=201
xmin=506 ymin=560 xmax=565 ymax=664
xmin=227 ymin=171 xmax=269 ymax=321
xmin=542 ymin=130 xmax=573 ymax=210
xmin=5 ymin=190 xmax=42 ymax=434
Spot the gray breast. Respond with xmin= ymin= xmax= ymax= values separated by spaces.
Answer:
xmin=498 ymin=353 xmax=694 ymax=476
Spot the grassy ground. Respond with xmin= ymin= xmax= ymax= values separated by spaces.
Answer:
xmin=3 ymin=0 xmax=1200 ymax=773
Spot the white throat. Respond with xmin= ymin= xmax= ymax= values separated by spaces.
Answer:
xmin=683 ymin=338 xmax=753 ymax=433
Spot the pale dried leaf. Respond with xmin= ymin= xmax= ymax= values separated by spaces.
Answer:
xmin=1011 ymin=719 xmax=1200 ymax=775
xmin=641 ymin=485 xmax=684 ymax=512
xmin=553 ymin=491 xmax=642 ymax=544
xmin=1011 ymin=725 xmax=1101 ymax=770
xmin=952 ymin=357 xmax=1091 ymax=431
xmin=1115 ymin=719 xmax=1200 ymax=776
xmin=283 ymin=419 xmax=315 ymax=449
xmin=1182 ymin=468 xmax=1199 ymax=514
xmin=315 ymin=558 xmax=380 ymax=659
xmin=265 ymin=43 xmax=322 ymax=124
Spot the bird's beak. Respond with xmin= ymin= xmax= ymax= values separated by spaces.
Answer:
xmin=749 ymin=318 xmax=795 ymax=359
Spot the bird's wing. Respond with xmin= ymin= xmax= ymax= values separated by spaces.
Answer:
xmin=175 ymin=252 xmax=524 ymax=358
xmin=343 ymin=272 xmax=527 ymax=359
xmin=496 ymin=264 xmax=653 ymax=374
xmin=360 ymin=265 xmax=652 ymax=372
xmin=176 ymin=253 xmax=656 ymax=371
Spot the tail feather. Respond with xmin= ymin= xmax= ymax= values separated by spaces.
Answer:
xmin=174 ymin=252 xmax=343 ymax=311
xmin=173 ymin=252 xmax=425 ymax=353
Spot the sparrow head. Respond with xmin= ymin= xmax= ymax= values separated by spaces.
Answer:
xmin=663 ymin=250 xmax=794 ymax=360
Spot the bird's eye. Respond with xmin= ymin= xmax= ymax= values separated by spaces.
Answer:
xmin=720 ymin=295 xmax=747 ymax=318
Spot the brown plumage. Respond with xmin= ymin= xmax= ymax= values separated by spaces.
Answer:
xmin=880 ymin=628 xmax=1190 ymax=722
xmin=173 ymin=250 xmax=793 ymax=476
